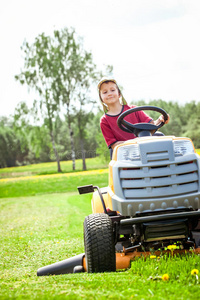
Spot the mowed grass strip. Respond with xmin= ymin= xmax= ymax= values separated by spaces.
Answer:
xmin=0 ymin=192 xmax=200 ymax=299
xmin=0 ymin=169 xmax=108 ymax=198
xmin=0 ymin=157 xmax=108 ymax=178
xmin=1 ymin=149 xmax=199 ymax=179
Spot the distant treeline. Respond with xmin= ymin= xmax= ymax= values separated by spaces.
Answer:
xmin=0 ymin=99 xmax=200 ymax=169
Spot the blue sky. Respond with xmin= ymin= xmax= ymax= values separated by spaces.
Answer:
xmin=0 ymin=0 xmax=200 ymax=116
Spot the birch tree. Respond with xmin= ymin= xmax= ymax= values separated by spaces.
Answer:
xmin=15 ymin=27 xmax=100 ymax=170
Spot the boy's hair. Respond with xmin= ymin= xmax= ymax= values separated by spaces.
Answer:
xmin=97 ymin=77 xmax=127 ymax=113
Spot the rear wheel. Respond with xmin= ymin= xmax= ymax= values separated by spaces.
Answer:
xmin=84 ymin=213 xmax=116 ymax=273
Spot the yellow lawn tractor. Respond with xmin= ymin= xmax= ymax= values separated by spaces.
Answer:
xmin=37 ymin=106 xmax=200 ymax=276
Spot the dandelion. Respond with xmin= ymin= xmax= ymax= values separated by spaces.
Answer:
xmin=191 ymin=269 xmax=199 ymax=275
xmin=162 ymin=274 xmax=169 ymax=281
xmin=167 ymin=245 xmax=177 ymax=250
xmin=150 ymin=255 xmax=156 ymax=259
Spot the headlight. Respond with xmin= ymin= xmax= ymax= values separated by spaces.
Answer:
xmin=173 ymin=140 xmax=194 ymax=156
xmin=117 ymin=144 xmax=140 ymax=161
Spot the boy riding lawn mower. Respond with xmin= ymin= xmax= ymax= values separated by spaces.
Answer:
xmin=37 ymin=106 xmax=200 ymax=276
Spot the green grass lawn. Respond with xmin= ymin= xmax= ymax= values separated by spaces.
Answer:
xmin=0 ymin=169 xmax=109 ymax=198
xmin=0 ymin=192 xmax=200 ymax=299
xmin=0 ymin=157 xmax=108 ymax=179
xmin=1 ymin=159 xmax=200 ymax=299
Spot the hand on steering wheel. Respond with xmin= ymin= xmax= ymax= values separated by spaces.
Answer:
xmin=117 ymin=106 xmax=168 ymax=137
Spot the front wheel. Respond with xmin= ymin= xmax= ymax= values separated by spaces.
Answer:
xmin=84 ymin=213 xmax=116 ymax=273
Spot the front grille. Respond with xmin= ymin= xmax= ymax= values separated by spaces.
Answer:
xmin=119 ymin=160 xmax=199 ymax=199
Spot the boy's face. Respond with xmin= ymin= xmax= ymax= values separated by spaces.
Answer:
xmin=100 ymin=82 xmax=120 ymax=106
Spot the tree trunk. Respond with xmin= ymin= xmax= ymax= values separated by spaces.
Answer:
xmin=80 ymin=138 xmax=86 ymax=170
xmin=50 ymin=131 xmax=62 ymax=173
xmin=66 ymin=104 xmax=76 ymax=170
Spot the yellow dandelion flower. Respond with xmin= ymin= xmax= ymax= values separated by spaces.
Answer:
xmin=150 ymin=255 xmax=156 ymax=259
xmin=191 ymin=269 xmax=199 ymax=275
xmin=162 ymin=274 xmax=169 ymax=281
xmin=167 ymin=245 xmax=177 ymax=250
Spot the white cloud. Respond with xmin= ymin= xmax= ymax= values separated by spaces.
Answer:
xmin=0 ymin=0 xmax=200 ymax=116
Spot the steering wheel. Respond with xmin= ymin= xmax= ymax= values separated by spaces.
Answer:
xmin=117 ymin=106 xmax=168 ymax=137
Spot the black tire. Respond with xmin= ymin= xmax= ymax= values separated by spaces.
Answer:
xmin=84 ymin=213 xmax=116 ymax=273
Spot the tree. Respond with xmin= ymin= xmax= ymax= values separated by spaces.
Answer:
xmin=15 ymin=34 xmax=62 ymax=172
xmin=15 ymin=27 xmax=102 ymax=171
xmin=0 ymin=114 xmax=30 ymax=167
xmin=73 ymin=103 xmax=93 ymax=170
xmin=183 ymin=102 xmax=200 ymax=148
xmin=90 ymin=110 xmax=110 ymax=163
xmin=13 ymin=102 xmax=52 ymax=165
xmin=0 ymin=125 xmax=23 ymax=168
xmin=51 ymin=28 xmax=101 ymax=170
xmin=13 ymin=102 xmax=32 ymax=162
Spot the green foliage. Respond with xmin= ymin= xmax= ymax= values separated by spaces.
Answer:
xmin=96 ymin=130 xmax=110 ymax=163
xmin=181 ymin=102 xmax=200 ymax=148
xmin=88 ymin=110 xmax=110 ymax=163
xmin=0 ymin=127 xmax=19 ymax=167
xmin=183 ymin=117 xmax=200 ymax=148
xmin=0 ymin=113 xmax=31 ymax=167
xmin=133 ymin=99 xmax=200 ymax=147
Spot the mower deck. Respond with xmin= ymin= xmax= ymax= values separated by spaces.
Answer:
xmin=115 ymin=248 xmax=200 ymax=270
xmin=81 ymin=248 xmax=200 ymax=272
